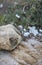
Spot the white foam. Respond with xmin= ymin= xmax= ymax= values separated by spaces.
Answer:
xmin=23 ymin=32 xmax=30 ymax=37
xmin=39 ymin=29 xmax=42 ymax=33
xmin=28 ymin=26 xmax=38 ymax=36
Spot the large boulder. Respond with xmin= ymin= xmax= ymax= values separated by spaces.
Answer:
xmin=0 ymin=24 xmax=22 ymax=51
xmin=0 ymin=38 xmax=42 ymax=65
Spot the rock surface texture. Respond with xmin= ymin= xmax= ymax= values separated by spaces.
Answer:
xmin=0 ymin=24 xmax=22 ymax=50
xmin=0 ymin=24 xmax=42 ymax=65
xmin=0 ymin=38 xmax=42 ymax=65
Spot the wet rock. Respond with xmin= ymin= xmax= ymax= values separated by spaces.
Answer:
xmin=0 ymin=51 xmax=19 ymax=65
xmin=11 ymin=38 xmax=42 ymax=65
xmin=0 ymin=24 xmax=22 ymax=51
xmin=28 ymin=26 xmax=38 ymax=36
xmin=0 ymin=38 xmax=42 ymax=65
xmin=36 ymin=59 xmax=42 ymax=65
xmin=23 ymin=31 xmax=30 ymax=38
xmin=39 ymin=29 xmax=42 ymax=34
xmin=36 ymin=33 xmax=42 ymax=42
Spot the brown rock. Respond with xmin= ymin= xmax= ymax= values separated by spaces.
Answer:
xmin=0 ymin=24 xmax=22 ymax=51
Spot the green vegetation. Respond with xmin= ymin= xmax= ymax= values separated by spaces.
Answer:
xmin=0 ymin=0 xmax=42 ymax=28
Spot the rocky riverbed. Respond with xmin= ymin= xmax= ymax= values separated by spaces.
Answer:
xmin=0 ymin=24 xmax=42 ymax=65
xmin=0 ymin=37 xmax=42 ymax=65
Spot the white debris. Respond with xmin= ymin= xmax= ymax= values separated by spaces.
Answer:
xmin=23 ymin=28 xmax=26 ymax=32
xmin=0 ymin=4 xmax=3 ymax=8
xmin=14 ymin=2 xmax=18 ymax=5
xmin=16 ymin=14 xmax=20 ymax=19
xmin=28 ymin=26 xmax=36 ymax=31
xmin=39 ymin=29 xmax=42 ymax=33
xmin=23 ymin=32 xmax=30 ymax=37
xmin=28 ymin=26 xmax=38 ymax=36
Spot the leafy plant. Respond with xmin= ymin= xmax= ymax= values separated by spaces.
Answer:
xmin=0 ymin=0 xmax=42 ymax=28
